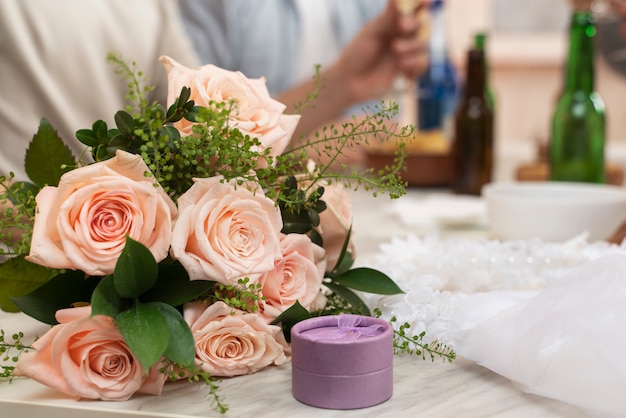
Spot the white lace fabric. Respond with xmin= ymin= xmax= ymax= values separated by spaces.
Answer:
xmin=360 ymin=233 xmax=626 ymax=417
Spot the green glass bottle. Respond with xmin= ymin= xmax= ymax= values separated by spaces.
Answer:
xmin=474 ymin=32 xmax=495 ymax=112
xmin=549 ymin=10 xmax=605 ymax=183
xmin=451 ymin=48 xmax=494 ymax=195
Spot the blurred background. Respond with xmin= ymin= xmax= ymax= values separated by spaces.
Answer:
xmin=444 ymin=0 xmax=625 ymax=148
xmin=387 ymin=0 xmax=626 ymax=184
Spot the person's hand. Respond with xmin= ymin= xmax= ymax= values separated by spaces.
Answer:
xmin=277 ymin=0 xmax=428 ymax=158
xmin=329 ymin=0 xmax=428 ymax=104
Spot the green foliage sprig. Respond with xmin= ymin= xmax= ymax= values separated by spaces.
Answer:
xmin=0 ymin=330 xmax=31 ymax=381
xmin=292 ymin=64 xmax=323 ymax=114
xmin=374 ymin=309 xmax=456 ymax=363
xmin=288 ymin=100 xmax=410 ymax=200
xmin=99 ymin=54 xmax=410 ymax=204
xmin=164 ymin=361 xmax=228 ymax=414
xmin=206 ymin=278 xmax=264 ymax=313
xmin=0 ymin=177 xmax=36 ymax=256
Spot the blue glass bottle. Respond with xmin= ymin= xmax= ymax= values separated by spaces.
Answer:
xmin=417 ymin=0 xmax=458 ymax=138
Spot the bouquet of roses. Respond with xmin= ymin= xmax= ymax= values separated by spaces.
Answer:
xmin=0 ymin=54 xmax=436 ymax=411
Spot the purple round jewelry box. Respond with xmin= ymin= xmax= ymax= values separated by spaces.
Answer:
xmin=290 ymin=314 xmax=393 ymax=409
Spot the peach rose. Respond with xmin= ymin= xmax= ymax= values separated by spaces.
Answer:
xmin=26 ymin=150 xmax=177 ymax=276
xmin=170 ymin=176 xmax=282 ymax=285
xmin=183 ymin=301 xmax=290 ymax=377
xmin=159 ymin=55 xmax=300 ymax=160
xmin=257 ymin=233 xmax=326 ymax=322
xmin=14 ymin=306 xmax=167 ymax=401
xmin=319 ymin=182 xmax=355 ymax=271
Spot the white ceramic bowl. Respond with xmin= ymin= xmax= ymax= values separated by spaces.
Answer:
xmin=482 ymin=181 xmax=626 ymax=242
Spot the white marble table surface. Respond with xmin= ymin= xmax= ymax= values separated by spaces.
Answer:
xmin=2 ymin=140 xmax=615 ymax=417
xmin=0 ymin=352 xmax=586 ymax=418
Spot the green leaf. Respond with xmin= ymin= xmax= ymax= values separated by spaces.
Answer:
xmin=161 ymin=126 xmax=180 ymax=144
xmin=281 ymin=209 xmax=311 ymax=233
xmin=179 ymin=86 xmax=191 ymax=104
xmin=91 ymin=276 xmax=125 ymax=318
xmin=12 ymin=270 xmax=100 ymax=324
xmin=113 ymin=237 xmax=158 ymax=298
xmin=141 ymin=263 xmax=214 ymax=306
xmin=271 ymin=300 xmax=311 ymax=343
xmin=24 ymin=118 xmax=76 ymax=187
xmin=324 ymin=281 xmax=370 ymax=316
xmin=333 ymin=249 xmax=354 ymax=276
xmin=106 ymin=134 xmax=128 ymax=155
xmin=331 ymin=267 xmax=404 ymax=295
xmin=167 ymin=88 xmax=191 ymax=121
xmin=315 ymin=188 xmax=327 ymax=213
xmin=182 ymin=101 xmax=195 ymax=114
xmin=184 ymin=106 xmax=200 ymax=122
xmin=76 ymin=129 xmax=99 ymax=147
xmin=114 ymin=110 xmax=135 ymax=136
xmin=148 ymin=302 xmax=195 ymax=367
xmin=306 ymin=207 xmax=320 ymax=227
xmin=94 ymin=144 xmax=110 ymax=161
xmin=281 ymin=220 xmax=312 ymax=235
xmin=329 ymin=224 xmax=354 ymax=274
xmin=309 ymin=229 xmax=323 ymax=247
xmin=116 ymin=302 xmax=169 ymax=371
xmin=285 ymin=176 xmax=298 ymax=190
xmin=92 ymin=120 xmax=109 ymax=145
xmin=0 ymin=256 xmax=57 ymax=312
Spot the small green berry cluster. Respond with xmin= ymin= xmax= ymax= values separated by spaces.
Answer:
xmin=374 ymin=308 xmax=456 ymax=363
xmin=0 ymin=329 xmax=31 ymax=381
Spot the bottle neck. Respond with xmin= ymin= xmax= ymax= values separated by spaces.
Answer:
xmin=464 ymin=49 xmax=486 ymax=97
xmin=474 ymin=33 xmax=489 ymax=81
xmin=429 ymin=1 xmax=447 ymax=66
xmin=474 ymin=33 xmax=486 ymax=51
xmin=564 ymin=11 xmax=595 ymax=92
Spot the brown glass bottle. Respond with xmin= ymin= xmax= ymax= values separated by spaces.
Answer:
xmin=451 ymin=48 xmax=494 ymax=195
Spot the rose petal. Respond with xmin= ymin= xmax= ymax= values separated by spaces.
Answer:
xmin=15 ymin=307 xmax=165 ymax=401
xmin=26 ymin=150 xmax=176 ymax=275
xmin=171 ymin=176 xmax=282 ymax=284
xmin=159 ymin=55 xmax=300 ymax=160
xmin=183 ymin=301 xmax=289 ymax=377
